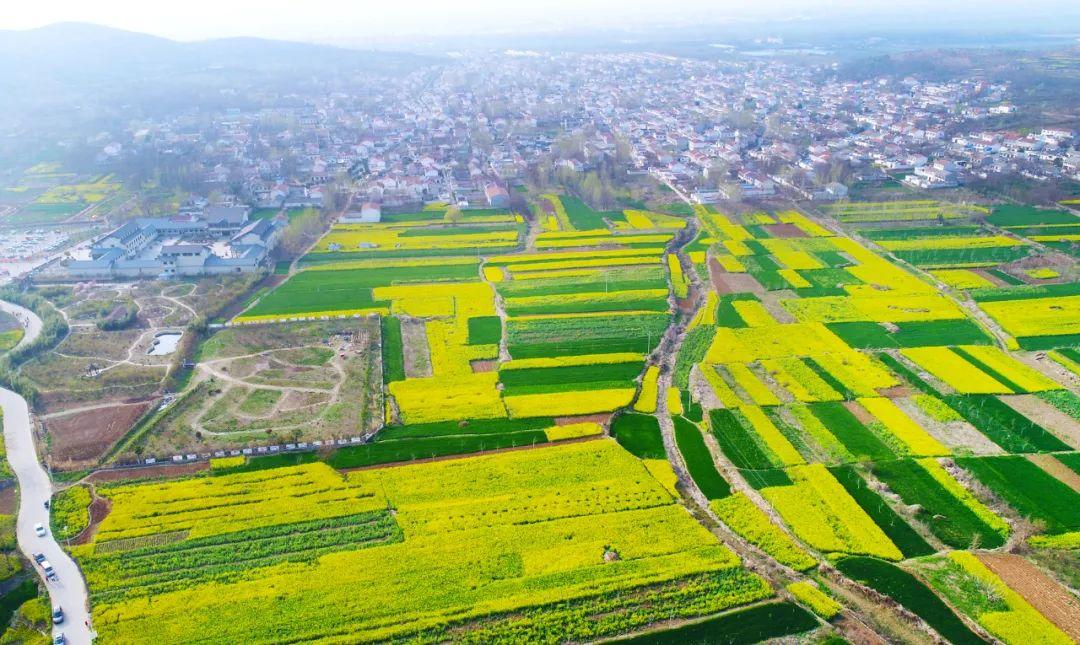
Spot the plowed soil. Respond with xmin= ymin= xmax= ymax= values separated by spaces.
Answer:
xmin=977 ymin=552 xmax=1080 ymax=641
xmin=47 ymin=400 xmax=154 ymax=468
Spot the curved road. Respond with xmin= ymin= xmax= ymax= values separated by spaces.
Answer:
xmin=0 ymin=300 xmax=93 ymax=643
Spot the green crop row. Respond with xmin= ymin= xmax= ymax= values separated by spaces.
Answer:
xmin=956 ymin=455 xmax=1080 ymax=536
xmin=826 ymin=319 xmax=992 ymax=349
xmin=381 ymin=316 xmax=405 ymax=383
xmin=808 ymin=402 xmax=895 ymax=461
xmin=943 ymin=394 xmax=1070 ymax=453
xmin=834 ymin=557 xmax=983 ymax=645
xmin=871 ymin=459 xmax=1006 ymax=549
xmin=829 ymin=466 xmax=934 ymax=558
xmin=673 ymin=416 xmax=731 ymax=500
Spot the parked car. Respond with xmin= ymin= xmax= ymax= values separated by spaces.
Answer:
xmin=40 ymin=559 xmax=55 ymax=579
xmin=32 ymin=552 xmax=45 ymax=564
xmin=34 ymin=523 xmax=46 ymax=537
xmin=52 ymin=606 xmax=63 ymax=624
xmin=53 ymin=634 xmax=65 ymax=645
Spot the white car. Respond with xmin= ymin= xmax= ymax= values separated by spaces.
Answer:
xmin=33 ymin=523 xmax=46 ymax=537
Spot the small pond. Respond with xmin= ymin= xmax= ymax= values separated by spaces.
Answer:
xmin=147 ymin=331 xmax=183 ymax=356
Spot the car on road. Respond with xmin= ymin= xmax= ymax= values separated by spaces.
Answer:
xmin=32 ymin=552 xmax=45 ymax=564
xmin=34 ymin=523 xmax=46 ymax=537
xmin=39 ymin=559 xmax=55 ymax=579
xmin=53 ymin=634 xmax=65 ymax=645
xmin=52 ymin=606 xmax=63 ymax=624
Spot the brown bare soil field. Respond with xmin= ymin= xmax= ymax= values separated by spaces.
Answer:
xmin=72 ymin=495 xmax=111 ymax=546
xmin=977 ymin=552 xmax=1080 ymax=641
xmin=763 ymin=223 xmax=805 ymax=238
xmin=709 ymin=258 xmax=765 ymax=295
xmin=834 ymin=615 xmax=887 ymax=645
xmin=47 ymin=401 xmax=154 ymax=468
xmin=844 ymin=400 xmax=876 ymax=425
xmin=85 ymin=461 xmax=208 ymax=484
xmin=1027 ymin=454 xmax=1080 ymax=493
xmin=878 ymin=385 xmax=914 ymax=398
xmin=0 ymin=486 xmax=16 ymax=515
xmin=470 ymin=359 xmax=497 ymax=373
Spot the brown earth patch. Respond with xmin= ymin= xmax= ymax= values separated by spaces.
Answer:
xmin=843 ymin=400 xmax=876 ymax=425
xmin=763 ymin=223 xmax=806 ymax=238
xmin=977 ymin=552 xmax=1080 ymax=641
xmin=999 ymin=394 xmax=1080 ymax=450
xmin=85 ymin=461 xmax=208 ymax=484
xmin=47 ymin=401 xmax=155 ymax=468
xmin=72 ymin=495 xmax=112 ymax=546
xmin=972 ymin=268 xmax=1008 ymax=287
xmin=0 ymin=486 xmax=16 ymax=515
xmin=708 ymin=258 xmax=765 ymax=295
xmin=878 ymin=385 xmax=914 ymax=398
xmin=400 ymin=318 xmax=433 ymax=378
xmin=834 ymin=614 xmax=887 ymax=645
xmin=1027 ymin=454 xmax=1080 ymax=493
xmin=470 ymin=360 xmax=498 ymax=373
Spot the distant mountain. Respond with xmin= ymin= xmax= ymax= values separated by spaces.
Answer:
xmin=0 ymin=22 xmax=438 ymax=81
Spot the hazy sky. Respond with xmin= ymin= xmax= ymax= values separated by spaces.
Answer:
xmin=3 ymin=1 xmax=1079 ymax=43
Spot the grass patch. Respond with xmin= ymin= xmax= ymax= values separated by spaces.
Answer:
xmin=327 ymin=432 xmax=549 ymax=468
xmin=467 ymin=316 xmax=502 ymax=346
xmin=380 ymin=316 xmax=404 ymax=384
xmin=611 ymin=412 xmax=665 ymax=459
xmin=826 ymin=319 xmax=992 ymax=348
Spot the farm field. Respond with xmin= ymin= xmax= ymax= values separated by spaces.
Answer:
xmin=40 ymin=195 xmax=1080 ymax=644
xmin=74 ymin=440 xmax=782 ymax=643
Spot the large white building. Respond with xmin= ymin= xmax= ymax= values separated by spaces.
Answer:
xmin=67 ymin=207 xmax=283 ymax=280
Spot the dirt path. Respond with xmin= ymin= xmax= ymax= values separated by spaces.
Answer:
xmin=193 ymin=341 xmax=352 ymax=437
xmin=479 ymin=261 xmax=513 ymax=363
xmin=977 ymin=552 xmax=1080 ymax=641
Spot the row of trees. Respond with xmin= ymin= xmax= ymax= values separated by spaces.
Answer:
xmin=0 ymin=288 xmax=69 ymax=405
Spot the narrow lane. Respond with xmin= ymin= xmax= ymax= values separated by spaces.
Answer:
xmin=0 ymin=300 xmax=94 ymax=643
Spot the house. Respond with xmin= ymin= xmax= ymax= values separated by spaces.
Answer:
xmin=484 ymin=183 xmax=510 ymax=209
xmin=203 ymin=206 xmax=251 ymax=233
xmin=339 ymin=202 xmax=381 ymax=224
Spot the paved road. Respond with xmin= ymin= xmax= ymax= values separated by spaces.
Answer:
xmin=0 ymin=300 xmax=42 ymax=352
xmin=0 ymin=301 xmax=94 ymax=643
